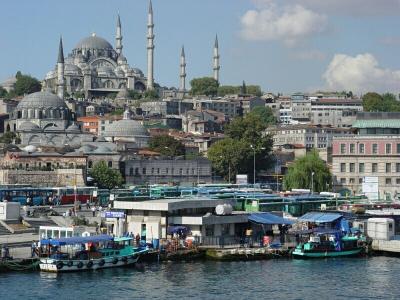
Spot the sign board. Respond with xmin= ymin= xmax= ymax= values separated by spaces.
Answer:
xmin=362 ymin=176 xmax=379 ymax=200
xmin=236 ymin=174 xmax=248 ymax=184
xmin=92 ymin=190 xmax=98 ymax=197
xmin=104 ymin=211 xmax=125 ymax=218
xmin=109 ymin=194 xmax=115 ymax=201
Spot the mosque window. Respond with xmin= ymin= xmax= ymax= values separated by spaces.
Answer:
xmin=108 ymin=161 xmax=112 ymax=168
xmin=88 ymin=161 xmax=93 ymax=168
xmin=143 ymin=168 xmax=146 ymax=175
xmin=129 ymin=168 xmax=133 ymax=176
xmin=135 ymin=168 xmax=139 ymax=175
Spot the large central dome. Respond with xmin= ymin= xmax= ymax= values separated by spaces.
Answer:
xmin=74 ymin=34 xmax=113 ymax=50
xmin=17 ymin=91 xmax=68 ymax=109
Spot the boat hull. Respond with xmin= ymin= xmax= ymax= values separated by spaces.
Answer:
xmin=39 ymin=255 xmax=140 ymax=273
xmin=292 ymin=247 xmax=363 ymax=259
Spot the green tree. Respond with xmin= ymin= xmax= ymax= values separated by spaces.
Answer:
xmin=248 ymin=106 xmax=276 ymax=126
xmin=0 ymin=86 xmax=7 ymax=98
xmin=362 ymin=92 xmax=400 ymax=112
xmin=208 ymin=112 xmax=273 ymax=182
xmin=89 ymin=161 xmax=124 ymax=189
xmin=217 ymin=84 xmax=262 ymax=97
xmin=13 ymin=72 xmax=41 ymax=96
xmin=0 ymin=132 xmax=20 ymax=144
xmin=148 ymin=135 xmax=185 ymax=156
xmin=127 ymin=89 xmax=143 ymax=100
xmin=283 ymin=150 xmax=332 ymax=193
xmin=143 ymin=89 xmax=159 ymax=99
xmin=190 ymin=77 xmax=219 ymax=96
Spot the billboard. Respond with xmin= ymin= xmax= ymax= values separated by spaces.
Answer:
xmin=236 ymin=174 xmax=248 ymax=184
xmin=362 ymin=176 xmax=379 ymax=200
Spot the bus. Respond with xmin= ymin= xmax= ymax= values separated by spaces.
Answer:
xmin=51 ymin=186 xmax=98 ymax=205
xmin=0 ymin=187 xmax=53 ymax=205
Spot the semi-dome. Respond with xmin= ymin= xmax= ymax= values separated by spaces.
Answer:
xmin=65 ymin=64 xmax=82 ymax=75
xmin=74 ymin=34 xmax=113 ymax=50
xmin=17 ymin=91 xmax=68 ymax=110
xmin=104 ymin=119 xmax=148 ymax=137
xmin=19 ymin=121 xmax=40 ymax=131
xmin=97 ymin=66 xmax=115 ymax=76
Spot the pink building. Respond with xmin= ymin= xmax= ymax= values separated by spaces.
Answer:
xmin=332 ymin=112 xmax=400 ymax=200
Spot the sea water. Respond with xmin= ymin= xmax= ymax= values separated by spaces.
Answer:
xmin=0 ymin=257 xmax=399 ymax=299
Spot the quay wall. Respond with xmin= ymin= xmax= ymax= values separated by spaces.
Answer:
xmin=372 ymin=239 xmax=400 ymax=253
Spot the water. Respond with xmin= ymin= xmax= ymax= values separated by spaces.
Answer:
xmin=1 ymin=257 xmax=399 ymax=300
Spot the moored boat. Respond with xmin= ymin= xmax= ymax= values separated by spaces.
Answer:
xmin=39 ymin=235 xmax=148 ymax=272
xmin=292 ymin=231 xmax=366 ymax=258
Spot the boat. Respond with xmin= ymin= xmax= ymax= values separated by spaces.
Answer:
xmin=39 ymin=235 xmax=148 ymax=272
xmin=292 ymin=230 xmax=366 ymax=258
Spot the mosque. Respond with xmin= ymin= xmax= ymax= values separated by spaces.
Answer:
xmin=43 ymin=1 xmax=156 ymax=98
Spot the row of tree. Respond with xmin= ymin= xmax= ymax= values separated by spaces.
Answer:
xmin=190 ymin=77 xmax=262 ymax=97
xmin=362 ymin=92 xmax=400 ymax=112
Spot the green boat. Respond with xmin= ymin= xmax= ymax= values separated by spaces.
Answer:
xmin=39 ymin=235 xmax=148 ymax=272
xmin=292 ymin=232 xmax=366 ymax=258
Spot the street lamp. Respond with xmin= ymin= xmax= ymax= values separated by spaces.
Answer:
xmin=250 ymin=144 xmax=265 ymax=191
xmin=311 ymin=171 xmax=315 ymax=194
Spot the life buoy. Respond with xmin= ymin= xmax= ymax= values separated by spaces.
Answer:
xmin=87 ymin=261 xmax=93 ymax=268
xmin=67 ymin=261 xmax=73 ymax=267
xmin=122 ymin=256 xmax=128 ymax=263
xmin=56 ymin=261 xmax=64 ymax=270
xmin=77 ymin=261 xmax=83 ymax=269
xmin=99 ymin=259 xmax=105 ymax=266
xmin=112 ymin=258 xmax=118 ymax=264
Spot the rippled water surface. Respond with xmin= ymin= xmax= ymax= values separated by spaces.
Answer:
xmin=1 ymin=257 xmax=399 ymax=299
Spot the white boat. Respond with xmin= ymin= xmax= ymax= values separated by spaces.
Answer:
xmin=39 ymin=235 xmax=148 ymax=272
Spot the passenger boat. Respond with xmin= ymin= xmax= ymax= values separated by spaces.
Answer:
xmin=39 ymin=235 xmax=148 ymax=272
xmin=292 ymin=230 xmax=366 ymax=258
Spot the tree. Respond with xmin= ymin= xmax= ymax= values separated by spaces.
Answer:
xmin=190 ymin=77 xmax=219 ymax=96
xmin=89 ymin=161 xmax=124 ymax=189
xmin=362 ymin=92 xmax=400 ymax=112
xmin=0 ymin=86 xmax=7 ymax=98
xmin=283 ymin=149 xmax=332 ymax=193
xmin=217 ymin=84 xmax=262 ymax=97
xmin=248 ymin=106 xmax=276 ymax=126
xmin=143 ymin=89 xmax=159 ymax=100
xmin=127 ymin=89 xmax=143 ymax=100
xmin=13 ymin=72 xmax=41 ymax=96
xmin=0 ymin=132 xmax=20 ymax=144
xmin=208 ymin=112 xmax=273 ymax=182
xmin=148 ymin=135 xmax=185 ymax=156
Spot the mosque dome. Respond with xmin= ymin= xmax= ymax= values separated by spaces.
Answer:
xmin=93 ymin=145 xmax=113 ymax=153
xmin=74 ymin=34 xmax=113 ymax=50
xmin=104 ymin=119 xmax=148 ymax=138
xmin=17 ymin=91 xmax=68 ymax=110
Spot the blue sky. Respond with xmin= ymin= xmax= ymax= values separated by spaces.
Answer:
xmin=1 ymin=0 xmax=400 ymax=94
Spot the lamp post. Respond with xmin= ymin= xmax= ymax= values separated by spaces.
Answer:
xmin=311 ymin=171 xmax=315 ymax=194
xmin=250 ymin=145 xmax=265 ymax=193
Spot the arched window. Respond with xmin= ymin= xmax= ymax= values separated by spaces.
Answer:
xmin=104 ymin=80 xmax=114 ymax=89
xmin=108 ymin=161 xmax=112 ymax=168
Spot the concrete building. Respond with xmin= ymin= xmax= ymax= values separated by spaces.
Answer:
xmin=310 ymin=98 xmax=363 ymax=128
xmin=182 ymin=110 xmax=227 ymax=134
xmin=332 ymin=112 xmax=400 ymax=200
xmin=290 ymin=93 xmax=311 ymax=123
xmin=113 ymin=197 xmax=247 ymax=243
xmin=125 ymin=157 xmax=212 ymax=185
xmin=267 ymin=124 xmax=353 ymax=149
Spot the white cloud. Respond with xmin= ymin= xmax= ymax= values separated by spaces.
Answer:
xmin=323 ymin=53 xmax=400 ymax=93
xmin=240 ymin=4 xmax=327 ymax=46
xmin=253 ymin=0 xmax=400 ymax=16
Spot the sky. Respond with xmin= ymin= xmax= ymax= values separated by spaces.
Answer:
xmin=1 ymin=0 xmax=400 ymax=95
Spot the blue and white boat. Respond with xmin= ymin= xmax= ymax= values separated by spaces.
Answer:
xmin=39 ymin=235 xmax=148 ymax=272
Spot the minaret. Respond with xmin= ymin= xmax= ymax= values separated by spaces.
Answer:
xmin=213 ymin=34 xmax=220 ymax=83
xmin=179 ymin=46 xmax=186 ymax=91
xmin=146 ymin=0 xmax=155 ymax=90
xmin=57 ymin=37 xmax=65 ymax=100
xmin=116 ymin=13 xmax=123 ymax=55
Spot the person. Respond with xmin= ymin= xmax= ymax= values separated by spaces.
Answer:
xmin=86 ymin=201 xmax=90 ymax=210
xmin=91 ymin=206 xmax=96 ymax=217
xmin=135 ymin=233 xmax=141 ymax=246
xmin=31 ymin=241 xmax=37 ymax=258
